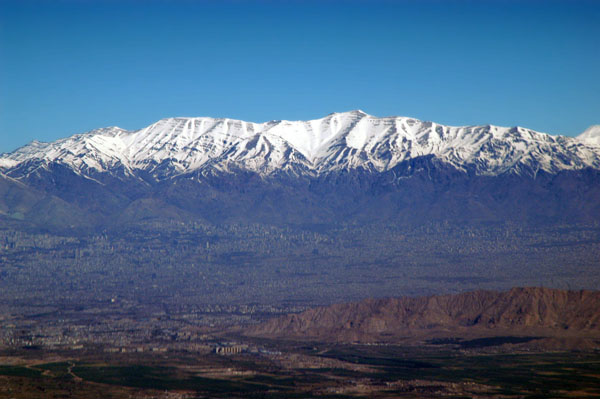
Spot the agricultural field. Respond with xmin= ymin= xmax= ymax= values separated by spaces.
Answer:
xmin=1 ymin=343 xmax=599 ymax=398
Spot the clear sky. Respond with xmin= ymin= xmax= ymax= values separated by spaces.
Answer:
xmin=0 ymin=0 xmax=598 ymax=153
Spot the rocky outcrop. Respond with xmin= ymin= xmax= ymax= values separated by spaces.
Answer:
xmin=247 ymin=287 xmax=600 ymax=342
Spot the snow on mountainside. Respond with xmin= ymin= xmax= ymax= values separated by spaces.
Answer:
xmin=578 ymin=125 xmax=600 ymax=147
xmin=2 ymin=110 xmax=600 ymax=180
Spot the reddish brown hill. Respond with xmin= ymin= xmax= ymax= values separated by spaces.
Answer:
xmin=246 ymin=287 xmax=600 ymax=343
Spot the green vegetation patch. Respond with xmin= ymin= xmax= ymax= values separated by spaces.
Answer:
xmin=0 ymin=365 xmax=43 ymax=378
xmin=427 ymin=336 xmax=540 ymax=348
xmin=320 ymin=348 xmax=437 ymax=369
xmin=72 ymin=364 xmax=276 ymax=396
xmin=313 ymin=346 xmax=600 ymax=397
xmin=34 ymin=361 xmax=73 ymax=379
xmin=459 ymin=336 xmax=540 ymax=348
xmin=242 ymin=374 xmax=296 ymax=387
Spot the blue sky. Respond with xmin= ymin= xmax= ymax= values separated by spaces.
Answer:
xmin=0 ymin=0 xmax=598 ymax=152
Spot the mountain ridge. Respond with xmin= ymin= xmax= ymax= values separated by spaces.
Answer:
xmin=246 ymin=287 xmax=600 ymax=343
xmin=2 ymin=111 xmax=600 ymax=181
xmin=1 ymin=112 xmax=599 ymax=230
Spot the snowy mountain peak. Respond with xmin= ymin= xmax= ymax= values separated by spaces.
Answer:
xmin=1 ymin=112 xmax=600 ymax=180
xmin=326 ymin=109 xmax=369 ymax=117
xmin=578 ymin=125 xmax=600 ymax=146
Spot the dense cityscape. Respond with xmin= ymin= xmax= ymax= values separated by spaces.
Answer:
xmin=1 ymin=219 xmax=598 ymax=353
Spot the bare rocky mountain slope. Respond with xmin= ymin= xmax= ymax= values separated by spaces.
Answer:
xmin=246 ymin=287 xmax=600 ymax=343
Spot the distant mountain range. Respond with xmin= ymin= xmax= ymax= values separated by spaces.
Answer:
xmin=1 ymin=111 xmax=599 ymax=229
xmin=246 ymin=287 xmax=600 ymax=343
xmin=2 ymin=111 xmax=600 ymax=177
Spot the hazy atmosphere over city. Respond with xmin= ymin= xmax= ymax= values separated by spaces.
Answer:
xmin=0 ymin=1 xmax=599 ymax=398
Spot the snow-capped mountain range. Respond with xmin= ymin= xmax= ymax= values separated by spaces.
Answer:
xmin=2 ymin=110 xmax=599 ymax=180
